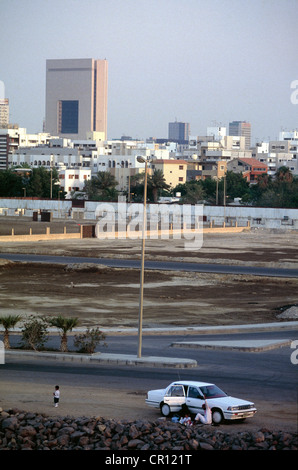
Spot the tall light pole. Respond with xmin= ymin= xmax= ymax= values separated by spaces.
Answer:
xmin=50 ymin=154 xmax=53 ymax=199
xmin=136 ymin=156 xmax=150 ymax=358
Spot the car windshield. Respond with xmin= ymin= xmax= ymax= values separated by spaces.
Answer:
xmin=199 ymin=385 xmax=227 ymax=399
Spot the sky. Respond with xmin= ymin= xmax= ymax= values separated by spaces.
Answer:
xmin=1 ymin=0 xmax=297 ymax=143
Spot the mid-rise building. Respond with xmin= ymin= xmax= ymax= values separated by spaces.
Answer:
xmin=151 ymin=159 xmax=187 ymax=188
xmin=229 ymin=121 xmax=251 ymax=150
xmin=0 ymin=99 xmax=9 ymax=128
xmin=45 ymin=58 xmax=108 ymax=140
xmin=168 ymin=121 xmax=190 ymax=144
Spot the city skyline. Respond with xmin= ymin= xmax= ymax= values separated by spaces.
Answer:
xmin=1 ymin=0 xmax=297 ymax=143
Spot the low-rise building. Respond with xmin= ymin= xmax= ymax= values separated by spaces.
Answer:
xmin=151 ymin=159 xmax=187 ymax=188
xmin=59 ymin=168 xmax=91 ymax=196
xmin=227 ymin=158 xmax=267 ymax=182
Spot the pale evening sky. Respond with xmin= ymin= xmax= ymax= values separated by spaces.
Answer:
xmin=1 ymin=0 xmax=297 ymax=143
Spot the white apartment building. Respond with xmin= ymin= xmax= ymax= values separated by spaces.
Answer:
xmin=59 ymin=168 xmax=91 ymax=196
xmin=251 ymin=138 xmax=298 ymax=176
xmin=1 ymin=126 xmax=56 ymax=170
xmin=257 ymin=152 xmax=298 ymax=177
xmin=9 ymin=137 xmax=164 ymax=196
xmin=10 ymin=146 xmax=85 ymax=169
xmin=207 ymin=126 xmax=227 ymax=140
xmin=184 ymin=134 xmax=251 ymax=162
xmin=279 ymin=130 xmax=298 ymax=141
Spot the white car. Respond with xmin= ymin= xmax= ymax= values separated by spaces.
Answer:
xmin=145 ymin=380 xmax=257 ymax=424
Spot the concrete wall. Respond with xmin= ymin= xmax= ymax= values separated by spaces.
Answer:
xmin=0 ymin=198 xmax=297 ymax=230
xmin=204 ymin=205 xmax=298 ymax=229
xmin=0 ymin=198 xmax=72 ymax=219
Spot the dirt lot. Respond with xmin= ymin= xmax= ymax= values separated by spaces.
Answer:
xmin=0 ymin=217 xmax=297 ymax=433
xmin=0 ymin=217 xmax=297 ymax=328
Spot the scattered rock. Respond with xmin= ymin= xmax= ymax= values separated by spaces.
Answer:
xmin=0 ymin=409 xmax=297 ymax=450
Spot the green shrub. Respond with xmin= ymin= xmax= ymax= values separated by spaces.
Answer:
xmin=74 ymin=328 xmax=106 ymax=354
xmin=21 ymin=315 xmax=48 ymax=351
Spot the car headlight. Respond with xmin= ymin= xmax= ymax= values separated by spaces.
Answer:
xmin=228 ymin=404 xmax=255 ymax=411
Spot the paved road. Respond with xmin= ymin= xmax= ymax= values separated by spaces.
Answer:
xmin=1 ymin=252 xmax=298 ymax=277
xmin=2 ymin=328 xmax=297 ymax=432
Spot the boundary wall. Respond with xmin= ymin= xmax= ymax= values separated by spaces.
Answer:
xmin=0 ymin=198 xmax=297 ymax=232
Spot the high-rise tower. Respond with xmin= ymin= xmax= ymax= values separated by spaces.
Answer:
xmin=45 ymin=58 xmax=108 ymax=140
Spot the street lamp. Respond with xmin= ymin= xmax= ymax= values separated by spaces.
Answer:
xmin=136 ymin=156 xmax=151 ymax=358
xmin=50 ymin=154 xmax=53 ymax=199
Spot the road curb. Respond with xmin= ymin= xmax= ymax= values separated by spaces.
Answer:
xmin=4 ymin=350 xmax=197 ymax=368
xmin=171 ymin=338 xmax=293 ymax=352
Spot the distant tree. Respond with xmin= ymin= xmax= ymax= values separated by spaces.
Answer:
xmin=129 ymin=173 xmax=146 ymax=201
xmin=224 ymin=171 xmax=251 ymax=202
xmin=275 ymin=166 xmax=293 ymax=183
xmin=26 ymin=167 xmax=61 ymax=198
xmin=21 ymin=315 xmax=49 ymax=351
xmin=0 ymin=314 xmax=22 ymax=349
xmin=48 ymin=316 xmax=79 ymax=352
xmin=146 ymin=170 xmax=170 ymax=202
xmin=181 ymin=181 xmax=205 ymax=204
xmin=74 ymin=327 xmax=107 ymax=354
xmin=84 ymin=171 xmax=118 ymax=201
xmin=250 ymin=168 xmax=298 ymax=208
xmin=0 ymin=170 xmax=24 ymax=197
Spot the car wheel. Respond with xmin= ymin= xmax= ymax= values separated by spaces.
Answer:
xmin=212 ymin=409 xmax=224 ymax=424
xmin=160 ymin=403 xmax=171 ymax=417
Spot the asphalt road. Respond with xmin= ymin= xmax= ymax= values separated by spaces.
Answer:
xmin=1 ymin=252 xmax=298 ymax=277
xmin=3 ymin=329 xmax=298 ymax=404
xmin=1 ymin=328 xmax=297 ymax=432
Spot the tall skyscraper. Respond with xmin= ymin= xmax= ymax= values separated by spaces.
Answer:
xmin=229 ymin=121 xmax=251 ymax=150
xmin=168 ymin=121 xmax=190 ymax=144
xmin=45 ymin=58 xmax=108 ymax=140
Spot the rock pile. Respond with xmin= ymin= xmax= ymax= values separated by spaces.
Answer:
xmin=0 ymin=409 xmax=297 ymax=450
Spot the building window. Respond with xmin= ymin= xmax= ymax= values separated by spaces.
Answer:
xmin=58 ymin=100 xmax=79 ymax=134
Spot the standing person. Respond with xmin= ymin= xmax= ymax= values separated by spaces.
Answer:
xmin=53 ymin=385 xmax=60 ymax=407
xmin=195 ymin=399 xmax=212 ymax=425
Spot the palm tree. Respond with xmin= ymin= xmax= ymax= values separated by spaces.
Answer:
xmin=181 ymin=182 xmax=206 ymax=204
xmin=84 ymin=171 xmax=118 ymax=201
xmin=148 ymin=170 xmax=170 ymax=203
xmin=0 ymin=314 xmax=22 ymax=349
xmin=48 ymin=316 xmax=79 ymax=352
xmin=275 ymin=166 xmax=293 ymax=183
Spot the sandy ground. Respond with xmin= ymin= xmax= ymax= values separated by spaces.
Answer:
xmin=0 ymin=218 xmax=297 ymax=327
xmin=0 ymin=217 xmax=297 ymax=433
xmin=2 ymin=376 xmax=297 ymax=434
